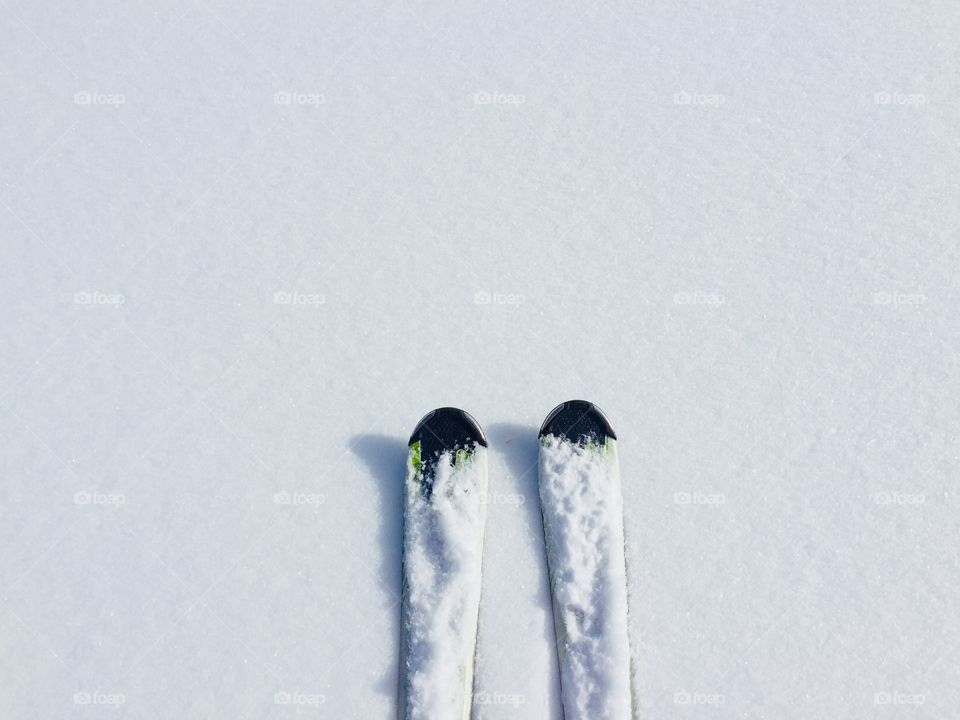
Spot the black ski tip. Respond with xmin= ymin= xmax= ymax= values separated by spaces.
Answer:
xmin=539 ymin=400 xmax=617 ymax=444
xmin=408 ymin=407 xmax=487 ymax=456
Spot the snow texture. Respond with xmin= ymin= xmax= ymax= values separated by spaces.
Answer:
xmin=539 ymin=435 xmax=631 ymax=720
xmin=400 ymin=447 xmax=488 ymax=720
xmin=3 ymin=0 xmax=960 ymax=717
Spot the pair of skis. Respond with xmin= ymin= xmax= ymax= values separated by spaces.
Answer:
xmin=397 ymin=401 xmax=633 ymax=720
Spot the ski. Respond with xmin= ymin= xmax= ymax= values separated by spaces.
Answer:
xmin=538 ymin=400 xmax=633 ymax=719
xmin=398 ymin=408 xmax=489 ymax=720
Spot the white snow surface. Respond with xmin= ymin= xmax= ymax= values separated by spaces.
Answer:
xmin=539 ymin=436 xmax=631 ymax=720
xmin=400 ymin=448 xmax=488 ymax=720
xmin=3 ymin=1 xmax=960 ymax=717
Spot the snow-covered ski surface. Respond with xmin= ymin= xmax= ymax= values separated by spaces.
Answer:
xmin=539 ymin=435 xmax=632 ymax=720
xmin=399 ymin=445 xmax=488 ymax=720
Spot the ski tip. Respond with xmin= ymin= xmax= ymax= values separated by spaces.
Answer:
xmin=539 ymin=400 xmax=617 ymax=444
xmin=408 ymin=407 xmax=488 ymax=451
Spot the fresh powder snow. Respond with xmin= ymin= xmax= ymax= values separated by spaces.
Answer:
xmin=400 ymin=447 xmax=488 ymax=720
xmin=539 ymin=435 xmax=632 ymax=719
xmin=3 ymin=2 xmax=957 ymax=717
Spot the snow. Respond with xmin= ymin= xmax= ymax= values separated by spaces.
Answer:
xmin=3 ymin=1 xmax=960 ymax=718
xmin=400 ymin=447 xmax=488 ymax=720
xmin=539 ymin=435 xmax=631 ymax=719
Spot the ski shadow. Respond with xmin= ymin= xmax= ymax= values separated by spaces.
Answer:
xmin=486 ymin=423 xmax=562 ymax=718
xmin=485 ymin=422 xmax=543 ymax=572
xmin=486 ymin=422 xmax=539 ymax=481
xmin=348 ymin=432 xmax=406 ymax=698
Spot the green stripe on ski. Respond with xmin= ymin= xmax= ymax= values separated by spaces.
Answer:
xmin=410 ymin=439 xmax=477 ymax=471
xmin=409 ymin=440 xmax=422 ymax=472
xmin=455 ymin=448 xmax=472 ymax=467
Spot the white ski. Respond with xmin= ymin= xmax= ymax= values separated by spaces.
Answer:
xmin=538 ymin=401 xmax=633 ymax=720
xmin=398 ymin=408 xmax=489 ymax=720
